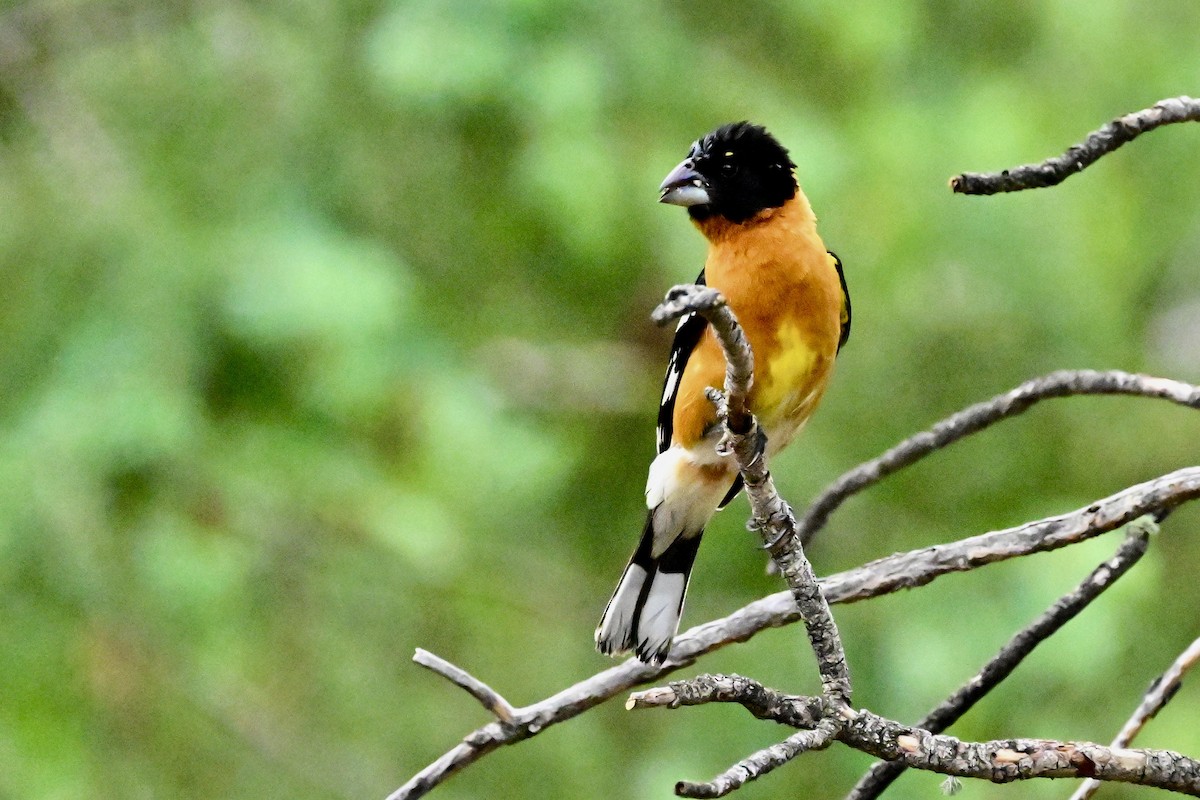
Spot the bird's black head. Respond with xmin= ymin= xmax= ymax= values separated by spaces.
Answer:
xmin=659 ymin=122 xmax=797 ymax=223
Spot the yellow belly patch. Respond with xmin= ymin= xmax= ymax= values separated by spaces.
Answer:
xmin=756 ymin=322 xmax=821 ymax=422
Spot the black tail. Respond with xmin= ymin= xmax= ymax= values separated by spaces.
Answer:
xmin=595 ymin=514 xmax=702 ymax=664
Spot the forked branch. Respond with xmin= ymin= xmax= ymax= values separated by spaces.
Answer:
xmin=848 ymin=524 xmax=1153 ymax=799
xmin=392 ymin=466 xmax=1200 ymax=799
xmin=412 ymin=649 xmax=516 ymax=724
xmin=1070 ymin=633 xmax=1200 ymax=800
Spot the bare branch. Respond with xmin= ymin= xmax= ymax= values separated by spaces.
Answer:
xmin=797 ymin=370 xmax=1200 ymax=547
xmin=389 ymin=467 xmax=1200 ymax=799
xmin=848 ymin=711 xmax=1200 ymax=795
xmin=950 ymin=96 xmax=1200 ymax=194
xmin=821 ymin=467 xmax=1198 ymax=603
xmin=412 ymin=649 xmax=516 ymax=724
xmin=1112 ymin=634 xmax=1200 ymax=747
xmin=632 ymin=682 xmax=1200 ymax=795
xmin=848 ymin=525 xmax=1152 ymax=800
xmin=1070 ymin=633 xmax=1200 ymax=800
xmin=628 ymin=673 xmax=826 ymax=728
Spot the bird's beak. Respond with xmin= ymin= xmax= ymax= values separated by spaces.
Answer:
xmin=658 ymin=159 xmax=710 ymax=207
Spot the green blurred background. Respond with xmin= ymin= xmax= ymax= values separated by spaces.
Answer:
xmin=2 ymin=1 xmax=1199 ymax=798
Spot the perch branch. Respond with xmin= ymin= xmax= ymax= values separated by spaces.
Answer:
xmin=848 ymin=524 xmax=1153 ymax=800
xmin=630 ymin=680 xmax=1200 ymax=795
xmin=1070 ymin=633 xmax=1200 ymax=800
xmin=796 ymin=370 xmax=1200 ymax=547
xmin=651 ymin=284 xmax=851 ymax=795
xmin=950 ymin=95 xmax=1200 ymax=194
xmin=389 ymin=467 xmax=1200 ymax=799
xmin=653 ymin=284 xmax=851 ymax=708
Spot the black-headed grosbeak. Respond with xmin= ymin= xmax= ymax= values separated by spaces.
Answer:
xmin=595 ymin=122 xmax=851 ymax=665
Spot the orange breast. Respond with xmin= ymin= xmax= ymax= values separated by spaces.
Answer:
xmin=672 ymin=193 xmax=843 ymax=450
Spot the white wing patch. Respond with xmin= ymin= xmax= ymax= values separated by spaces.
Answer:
xmin=656 ymin=285 xmax=706 ymax=455
xmin=656 ymin=329 xmax=688 ymax=452
xmin=661 ymin=354 xmax=683 ymax=403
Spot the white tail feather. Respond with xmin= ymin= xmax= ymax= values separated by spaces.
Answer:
xmin=595 ymin=564 xmax=648 ymax=653
xmin=635 ymin=572 xmax=687 ymax=661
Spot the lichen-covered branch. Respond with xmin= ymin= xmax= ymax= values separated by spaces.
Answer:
xmin=652 ymin=285 xmax=852 ymax=710
xmin=627 ymin=674 xmax=826 ymax=729
xmin=950 ymin=95 xmax=1200 ymax=194
xmin=630 ymin=679 xmax=1200 ymax=795
xmin=847 ymin=711 xmax=1200 ymax=795
xmin=847 ymin=525 xmax=1152 ymax=800
xmin=797 ymin=370 xmax=1200 ymax=547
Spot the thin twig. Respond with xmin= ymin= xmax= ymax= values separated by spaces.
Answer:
xmin=950 ymin=96 xmax=1200 ymax=194
xmin=388 ymin=466 xmax=1200 ymax=799
xmin=797 ymin=370 xmax=1200 ymax=547
xmin=1112 ymin=634 xmax=1200 ymax=745
xmin=675 ymin=717 xmax=844 ymax=798
xmin=847 ymin=524 xmax=1153 ymax=800
xmin=412 ymin=649 xmax=516 ymax=724
xmin=1070 ymin=633 xmax=1200 ymax=800
xmin=629 ymin=674 xmax=857 ymax=798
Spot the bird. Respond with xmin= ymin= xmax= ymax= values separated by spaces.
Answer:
xmin=595 ymin=121 xmax=851 ymax=665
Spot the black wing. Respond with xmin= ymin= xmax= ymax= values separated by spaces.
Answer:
xmin=830 ymin=250 xmax=851 ymax=351
xmin=655 ymin=269 xmax=745 ymax=509
xmin=656 ymin=269 xmax=708 ymax=454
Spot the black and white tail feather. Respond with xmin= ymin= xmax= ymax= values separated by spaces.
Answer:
xmin=594 ymin=515 xmax=702 ymax=664
xmin=595 ymin=270 xmax=739 ymax=664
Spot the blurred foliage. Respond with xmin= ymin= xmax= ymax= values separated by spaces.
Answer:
xmin=1 ymin=1 xmax=1199 ymax=798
